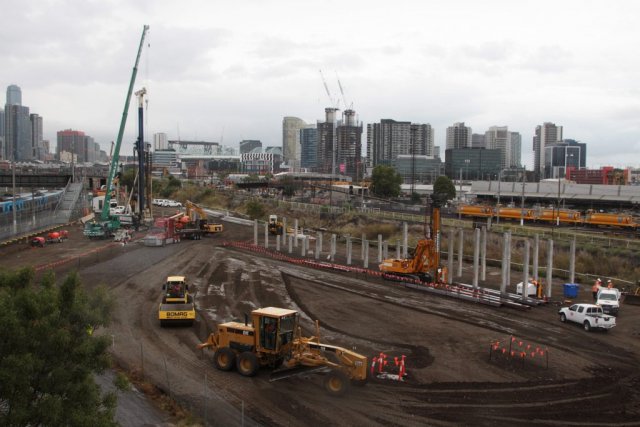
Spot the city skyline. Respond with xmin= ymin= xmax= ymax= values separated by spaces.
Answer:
xmin=2 ymin=1 xmax=640 ymax=169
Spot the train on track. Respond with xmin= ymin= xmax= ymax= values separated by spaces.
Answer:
xmin=457 ymin=204 xmax=639 ymax=231
xmin=0 ymin=190 xmax=64 ymax=215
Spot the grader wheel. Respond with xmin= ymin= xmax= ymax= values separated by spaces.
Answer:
xmin=236 ymin=352 xmax=259 ymax=377
xmin=214 ymin=347 xmax=235 ymax=371
xmin=323 ymin=369 xmax=350 ymax=396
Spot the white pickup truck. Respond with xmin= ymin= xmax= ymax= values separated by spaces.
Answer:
xmin=558 ymin=303 xmax=616 ymax=332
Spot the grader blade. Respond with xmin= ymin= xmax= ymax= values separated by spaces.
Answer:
xmin=269 ymin=366 xmax=331 ymax=382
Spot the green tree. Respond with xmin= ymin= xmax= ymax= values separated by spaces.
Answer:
xmin=0 ymin=269 xmax=116 ymax=426
xmin=433 ymin=176 xmax=456 ymax=201
xmin=370 ymin=165 xmax=402 ymax=198
xmin=279 ymin=176 xmax=297 ymax=198
xmin=245 ymin=199 xmax=266 ymax=219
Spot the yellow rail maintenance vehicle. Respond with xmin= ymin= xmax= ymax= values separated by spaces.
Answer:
xmin=197 ymin=307 xmax=368 ymax=396
xmin=158 ymin=275 xmax=195 ymax=327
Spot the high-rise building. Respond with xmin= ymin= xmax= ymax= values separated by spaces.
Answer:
xmin=300 ymin=127 xmax=317 ymax=169
xmin=316 ymin=108 xmax=339 ymax=174
xmin=6 ymin=84 xmax=22 ymax=106
xmin=30 ymin=113 xmax=43 ymax=161
xmin=510 ymin=132 xmax=522 ymax=168
xmin=544 ymin=143 xmax=582 ymax=179
xmin=336 ymin=109 xmax=363 ymax=180
xmin=410 ymin=124 xmax=435 ymax=157
xmin=446 ymin=122 xmax=472 ymax=150
xmin=367 ymin=119 xmax=410 ymax=168
xmin=445 ymin=148 xmax=502 ymax=181
xmin=533 ymin=122 xmax=563 ymax=181
xmin=282 ymin=116 xmax=308 ymax=171
xmin=154 ymin=132 xmax=168 ymax=151
xmin=485 ymin=126 xmax=511 ymax=170
xmin=4 ymin=104 xmax=31 ymax=161
xmin=471 ymin=133 xmax=485 ymax=149
xmin=239 ymin=139 xmax=262 ymax=154
xmin=366 ymin=119 xmax=434 ymax=168
xmin=0 ymin=108 xmax=4 ymax=160
xmin=57 ymin=129 xmax=86 ymax=162
xmin=563 ymin=139 xmax=587 ymax=169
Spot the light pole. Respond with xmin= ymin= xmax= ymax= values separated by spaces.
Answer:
xmin=497 ymin=170 xmax=502 ymax=224
xmin=520 ymin=167 xmax=526 ymax=226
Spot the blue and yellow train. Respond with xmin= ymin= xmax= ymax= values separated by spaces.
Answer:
xmin=0 ymin=190 xmax=64 ymax=215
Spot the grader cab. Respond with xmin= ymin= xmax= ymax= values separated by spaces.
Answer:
xmin=197 ymin=307 xmax=368 ymax=395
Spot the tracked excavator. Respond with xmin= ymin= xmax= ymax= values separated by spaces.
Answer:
xmin=197 ymin=307 xmax=368 ymax=396
xmin=379 ymin=193 xmax=448 ymax=284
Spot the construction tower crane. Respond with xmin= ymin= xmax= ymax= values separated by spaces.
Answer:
xmin=84 ymin=25 xmax=149 ymax=239
xmin=335 ymin=73 xmax=353 ymax=110
xmin=319 ymin=69 xmax=339 ymax=109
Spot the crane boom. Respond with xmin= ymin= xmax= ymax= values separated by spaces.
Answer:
xmin=101 ymin=25 xmax=149 ymax=221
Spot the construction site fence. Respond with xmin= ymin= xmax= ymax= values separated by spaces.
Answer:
xmin=114 ymin=343 xmax=259 ymax=427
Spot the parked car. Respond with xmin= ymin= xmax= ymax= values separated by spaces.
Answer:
xmin=164 ymin=200 xmax=182 ymax=207
xmin=558 ymin=303 xmax=616 ymax=332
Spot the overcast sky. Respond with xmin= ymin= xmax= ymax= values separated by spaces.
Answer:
xmin=3 ymin=0 xmax=640 ymax=169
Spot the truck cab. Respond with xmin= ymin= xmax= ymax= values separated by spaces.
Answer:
xmin=596 ymin=288 xmax=621 ymax=315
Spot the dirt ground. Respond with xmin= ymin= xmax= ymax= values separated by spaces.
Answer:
xmin=2 ymin=219 xmax=640 ymax=426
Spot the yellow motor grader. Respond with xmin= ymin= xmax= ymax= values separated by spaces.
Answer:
xmin=197 ymin=307 xmax=368 ymax=395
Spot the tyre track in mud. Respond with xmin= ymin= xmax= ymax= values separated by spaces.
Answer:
xmin=279 ymin=268 xmax=640 ymax=425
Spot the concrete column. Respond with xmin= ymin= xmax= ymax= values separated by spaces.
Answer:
xmin=361 ymin=233 xmax=366 ymax=260
xmin=346 ymin=235 xmax=352 ymax=265
xmin=383 ymin=241 xmax=389 ymax=260
xmin=377 ymin=234 xmax=383 ymax=263
xmin=546 ymin=239 xmax=554 ymax=299
xmin=318 ymin=232 xmax=323 ymax=259
xmin=569 ymin=237 xmax=576 ymax=284
xmin=253 ymin=220 xmax=258 ymax=245
xmin=500 ymin=232 xmax=509 ymax=294
xmin=481 ymin=226 xmax=487 ymax=281
xmin=276 ymin=235 xmax=281 ymax=251
xmin=288 ymin=234 xmax=293 ymax=254
xmin=457 ymin=228 xmax=464 ymax=278
xmin=403 ymin=222 xmax=408 ymax=259
xmin=364 ymin=242 xmax=369 ymax=269
xmin=301 ymin=236 xmax=306 ymax=257
xmin=293 ymin=219 xmax=298 ymax=248
xmin=330 ymin=234 xmax=336 ymax=262
xmin=396 ymin=239 xmax=401 ymax=259
xmin=522 ymin=239 xmax=530 ymax=301
xmin=473 ymin=228 xmax=480 ymax=288
xmin=264 ymin=223 xmax=269 ymax=248
xmin=533 ymin=234 xmax=539 ymax=281
xmin=282 ymin=217 xmax=287 ymax=240
xmin=448 ymin=228 xmax=454 ymax=284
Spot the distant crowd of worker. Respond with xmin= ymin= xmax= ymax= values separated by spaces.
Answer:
xmin=592 ymin=278 xmax=614 ymax=301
